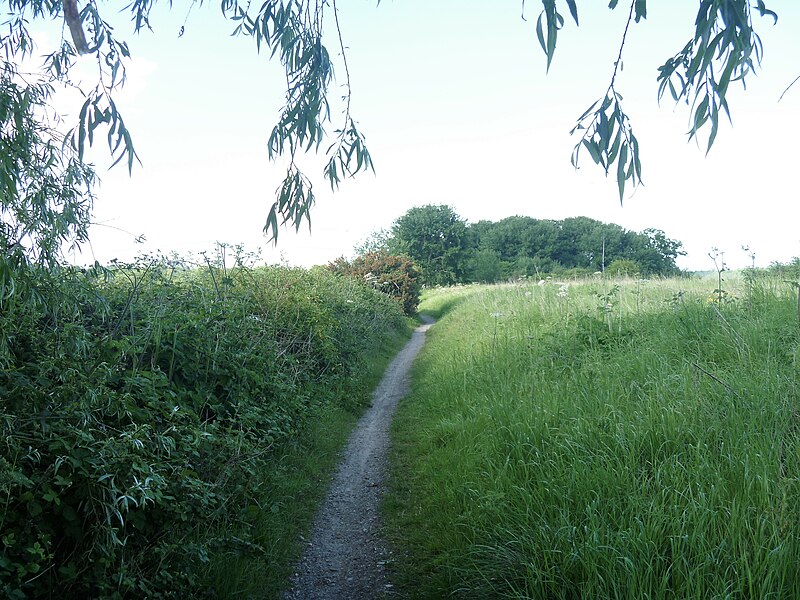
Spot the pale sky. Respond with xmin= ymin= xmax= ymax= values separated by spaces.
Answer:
xmin=42 ymin=1 xmax=800 ymax=271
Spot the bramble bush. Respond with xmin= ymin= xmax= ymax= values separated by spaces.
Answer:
xmin=0 ymin=249 xmax=406 ymax=598
xmin=328 ymin=251 xmax=422 ymax=316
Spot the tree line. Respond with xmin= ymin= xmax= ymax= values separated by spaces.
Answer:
xmin=358 ymin=205 xmax=685 ymax=287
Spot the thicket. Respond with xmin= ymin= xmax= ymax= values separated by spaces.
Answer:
xmin=0 ymin=252 xmax=407 ymax=598
xmin=328 ymin=251 xmax=422 ymax=316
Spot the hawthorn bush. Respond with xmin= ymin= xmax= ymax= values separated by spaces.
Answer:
xmin=607 ymin=259 xmax=642 ymax=277
xmin=0 ymin=253 xmax=406 ymax=598
xmin=329 ymin=252 xmax=422 ymax=316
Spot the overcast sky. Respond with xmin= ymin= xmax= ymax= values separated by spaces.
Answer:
xmin=40 ymin=1 xmax=800 ymax=271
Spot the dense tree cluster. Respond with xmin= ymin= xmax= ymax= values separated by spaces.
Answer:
xmin=372 ymin=205 xmax=684 ymax=286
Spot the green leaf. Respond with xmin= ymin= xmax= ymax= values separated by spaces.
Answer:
xmin=535 ymin=13 xmax=547 ymax=64
xmin=631 ymin=134 xmax=641 ymax=180
xmin=706 ymin=103 xmax=718 ymax=153
xmin=577 ymin=99 xmax=600 ymax=122
xmin=583 ymin=139 xmax=602 ymax=165
xmin=617 ymin=143 xmax=628 ymax=203
xmin=565 ymin=0 xmax=579 ymax=25
xmin=607 ymin=127 xmax=623 ymax=165
xmin=634 ymin=0 xmax=647 ymax=22
xmin=690 ymin=95 xmax=710 ymax=137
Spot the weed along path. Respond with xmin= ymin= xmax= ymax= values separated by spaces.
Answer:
xmin=283 ymin=316 xmax=435 ymax=600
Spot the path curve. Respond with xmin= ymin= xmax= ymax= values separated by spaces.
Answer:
xmin=283 ymin=315 xmax=435 ymax=600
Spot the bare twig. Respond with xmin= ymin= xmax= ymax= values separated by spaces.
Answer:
xmin=779 ymin=74 xmax=800 ymax=102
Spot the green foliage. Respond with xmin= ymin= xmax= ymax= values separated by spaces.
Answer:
xmin=378 ymin=209 xmax=684 ymax=287
xmin=607 ymin=258 xmax=641 ymax=276
xmin=0 ymin=0 xmax=138 ymax=282
xmin=390 ymin=205 xmax=468 ymax=287
xmin=1 ymin=1 xmax=786 ymax=260
xmin=532 ymin=0 xmax=778 ymax=200
xmin=467 ymin=215 xmax=683 ymax=279
xmin=657 ymin=0 xmax=776 ymax=152
xmin=387 ymin=276 xmax=800 ymax=598
xmin=0 ymin=251 xmax=406 ymax=598
xmin=0 ymin=69 xmax=95 ymax=270
xmin=328 ymin=251 xmax=422 ymax=316
xmin=467 ymin=248 xmax=504 ymax=283
xmin=0 ymin=0 xmax=374 ymax=257
xmin=353 ymin=228 xmax=392 ymax=256
xmin=571 ymin=90 xmax=641 ymax=203
xmin=556 ymin=265 xmax=596 ymax=279
xmin=769 ymin=257 xmax=800 ymax=280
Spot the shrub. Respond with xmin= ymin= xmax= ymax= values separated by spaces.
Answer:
xmin=607 ymin=258 xmax=642 ymax=277
xmin=554 ymin=266 xmax=596 ymax=280
xmin=0 ymin=252 xmax=406 ymax=598
xmin=329 ymin=251 xmax=422 ymax=316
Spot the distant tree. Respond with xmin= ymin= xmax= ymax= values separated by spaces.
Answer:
xmin=462 ymin=215 xmax=683 ymax=278
xmin=354 ymin=229 xmax=392 ymax=255
xmin=556 ymin=217 xmax=602 ymax=268
xmin=607 ymin=258 xmax=642 ymax=277
xmin=467 ymin=249 xmax=504 ymax=283
xmin=391 ymin=205 xmax=468 ymax=286
xmin=477 ymin=216 xmax=534 ymax=262
xmin=632 ymin=228 xmax=686 ymax=275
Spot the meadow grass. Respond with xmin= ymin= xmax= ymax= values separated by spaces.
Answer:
xmin=385 ymin=273 xmax=800 ymax=599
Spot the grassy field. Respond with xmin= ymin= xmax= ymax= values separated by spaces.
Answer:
xmin=385 ymin=272 xmax=800 ymax=599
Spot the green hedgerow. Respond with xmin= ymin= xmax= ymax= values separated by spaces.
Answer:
xmin=0 ymin=250 xmax=406 ymax=599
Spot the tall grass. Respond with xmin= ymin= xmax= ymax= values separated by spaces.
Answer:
xmin=386 ymin=273 xmax=800 ymax=598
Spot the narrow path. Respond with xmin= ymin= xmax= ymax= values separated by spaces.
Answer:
xmin=283 ymin=316 xmax=434 ymax=600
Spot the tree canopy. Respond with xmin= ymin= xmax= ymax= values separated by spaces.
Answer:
xmin=389 ymin=205 xmax=468 ymax=287
xmin=0 ymin=0 xmax=783 ymax=273
xmin=372 ymin=205 xmax=684 ymax=285
xmin=0 ymin=0 xmax=374 ymax=271
xmin=555 ymin=0 xmax=779 ymax=203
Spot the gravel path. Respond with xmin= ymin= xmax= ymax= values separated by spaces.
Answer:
xmin=283 ymin=316 xmax=434 ymax=600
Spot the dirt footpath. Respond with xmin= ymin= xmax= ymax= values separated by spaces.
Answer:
xmin=282 ymin=316 xmax=434 ymax=600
